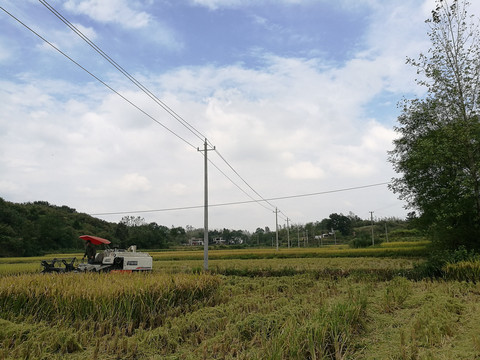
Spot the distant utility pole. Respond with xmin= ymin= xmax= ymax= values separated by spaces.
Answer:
xmin=198 ymin=139 xmax=215 ymax=271
xmin=297 ymin=227 xmax=300 ymax=247
xmin=286 ymin=218 xmax=290 ymax=248
xmin=385 ymin=222 xmax=389 ymax=242
xmin=275 ymin=208 xmax=279 ymax=251
xmin=370 ymin=211 xmax=374 ymax=246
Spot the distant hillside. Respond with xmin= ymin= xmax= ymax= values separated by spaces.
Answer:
xmin=0 ymin=198 xmax=170 ymax=257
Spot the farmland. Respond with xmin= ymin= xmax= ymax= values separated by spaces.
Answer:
xmin=1 ymin=241 xmax=480 ymax=359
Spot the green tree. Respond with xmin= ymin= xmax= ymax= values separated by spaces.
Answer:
xmin=169 ymin=226 xmax=187 ymax=245
xmin=389 ymin=0 xmax=480 ymax=249
xmin=327 ymin=213 xmax=352 ymax=236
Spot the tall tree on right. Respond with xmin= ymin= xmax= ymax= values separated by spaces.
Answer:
xmin=389 ymin=0 xmax=480 ymax=249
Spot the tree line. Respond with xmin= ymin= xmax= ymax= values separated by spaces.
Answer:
xmin=0 ymin=199 xmax=170 ymax=256
xmin=0 ymin=198 xmax=413 ymax=257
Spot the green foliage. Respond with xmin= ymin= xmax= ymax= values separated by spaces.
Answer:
xmin=349 ymin=232 xmax=382 ymax=248
xmin=389 ymin=0 xmax=480 ymax=250
xmin=412 ymin=245 xmax=479 ymax=279
xmin=388 ymin=228 xmax=423 ymax=239
xmin=327 ymin=213 xmax=353 ymax=236
xmin=0 ymin=198 xmax=174 ymax=256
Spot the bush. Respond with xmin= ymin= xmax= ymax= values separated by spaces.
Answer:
xmin=412 ymin=246 xmax=479 ymax=279
xmin=349 ymin=233 xmax=382 ymax=248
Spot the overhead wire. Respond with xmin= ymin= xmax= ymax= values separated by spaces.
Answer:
xmin=207 ymin=157 xmax=276 ymax=213
xmin=38 ymin=0 xmax=207 ymax=144
xmin=36 ymin=0 xmax=288 ymax=219
xmin=90 ymin=182 xmax=391 ymax=216
xmin=214 ymin=149 xmax=279 ymax=211
xmin=0 ymin=5 xmax=198 ymax=150
xmin=3 ymin=3 xmax=280 ymax=221
xmin=4 ymin=4 xmax=389 ymax=226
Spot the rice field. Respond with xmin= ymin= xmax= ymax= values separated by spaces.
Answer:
xmin=1 ymin=241 xmax=479 ymax=359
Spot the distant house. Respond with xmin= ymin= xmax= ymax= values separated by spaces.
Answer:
xmin=229 ymin=237 xmax=244 ymax=245
xmin=189 ymin=238 xmax=204 ymax=246
xmin=213 ymin=237 xmax=226 ymax=245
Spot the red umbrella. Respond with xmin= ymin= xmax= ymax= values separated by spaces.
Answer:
xmin=79 ymin=235 xmax=111 ymax=245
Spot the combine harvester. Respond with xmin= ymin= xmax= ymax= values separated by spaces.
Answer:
xmin=41 ymin=235 xmax=153 ymax=273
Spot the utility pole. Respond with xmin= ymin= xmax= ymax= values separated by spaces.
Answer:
xmin=198 ymin=139 xmax=215 ymax=271
xmin=385 ymin=222 xmax=389 ymax=242
xmin=286 ymin=218 xmax=290 ymax=248
xmin=274 ymin=208 xmax=279 ymax=251
xmin=370 ymin=211 xmax=374 ymax=246
xmin=297 ymin=227 xmax=300 ymax=247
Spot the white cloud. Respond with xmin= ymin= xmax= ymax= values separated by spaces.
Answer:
xmin=64 ymin=0 xmax=152 ymax=29
xmin=3 ymin=0 xmax=445 ymax=229
xmin=115 ymin=173 xmax=152 ymax=192
xmin=191 ymin=0 xmax=355 ymax=11
xmin=62 ymin=0 xmax=183 ymax=51
xmin=286 ymin=162 xmax=325 ymax=180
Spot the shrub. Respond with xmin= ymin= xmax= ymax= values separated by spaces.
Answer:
xmin=349 ymin=233 xmax=382 ymax=248
xmin=412 ymin=246 xmax=479 ymax=279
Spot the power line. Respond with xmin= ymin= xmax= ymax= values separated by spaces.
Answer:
xmin=0 ymin=5 xmax=198 ymax=150
xmin=214 ymin=149 xmax=279 ymax=211
xmin=37 ymin=1 xmax=289 ymax=220
xmin=38 ymin=0 xmax=207 ymax=144
xmin=3 ymin=4 xmax=291 ymax=223
xmin=207 ymin=156 xmax=275 ymax=213
xmin=90 ymin=182 xmax=391 ymax=216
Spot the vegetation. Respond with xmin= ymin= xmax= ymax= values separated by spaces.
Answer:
xmin=0 ymin=197 xmax=413 ymax=257
xmin=389 ymin=0 xmax=480 ymax=250
xmin=1 ymin=242 xmax=480 ymax=359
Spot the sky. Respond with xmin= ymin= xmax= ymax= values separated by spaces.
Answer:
xmin=2 ymin=0 xmax=478 ymax=233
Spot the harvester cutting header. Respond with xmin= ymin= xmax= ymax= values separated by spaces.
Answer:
xmin=41 ymin=235 xmax=153 ymax=273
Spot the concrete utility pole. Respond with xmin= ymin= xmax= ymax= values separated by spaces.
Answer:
xmin=275 ymin=208 xmax=279 ymax=251
xmin=370 ymin=211 xmax=374 ymax=246
xmin=198 ymin=139 xmax=215 ymax=271
xmin=385 ymin=222 xmax=389 ymax=242
xmin=286 ymin=218 xmax=290 ymax=248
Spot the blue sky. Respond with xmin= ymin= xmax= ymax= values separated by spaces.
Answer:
xmin=2 ymin=0 xmax=476 ymax=232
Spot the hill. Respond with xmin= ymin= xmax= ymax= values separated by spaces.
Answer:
xmin=0 ymin=198 xmax=169 ymax=256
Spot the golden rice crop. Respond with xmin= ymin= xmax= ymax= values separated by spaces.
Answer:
xmin=0 ymin=262 xmax=41 ymax=276
xmin=150 ymin=242 xmax=429 ymax=261
xmin=0 ymin=272 xmax=221 ymax=329
xmin=152 ymin=257 xmax=421 ymax=275
xmin=444 ymin=260 xmax=480 ymax=282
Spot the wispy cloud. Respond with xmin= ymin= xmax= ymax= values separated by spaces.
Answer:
xmin=64 ymin=0 xmax=152 ymax=29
